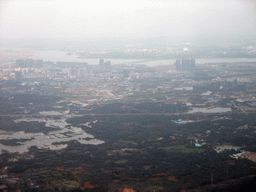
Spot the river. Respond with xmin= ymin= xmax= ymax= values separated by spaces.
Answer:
xmin=29 ymin=50 xmax=256 ymax=66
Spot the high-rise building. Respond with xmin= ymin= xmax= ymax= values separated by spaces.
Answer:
xmin=175 ymin=60 xmax=181 ymax=71
xmin=16 ymin=59 xmax=26 ymax=68
xmin=104 ymin=61 xmax=111 ymax=67
xmin=99 ymin=59 xmax=111 ymax=68
xmin=68 ymin=67 xmax=77 ymax=79
xmin=77 ymin=68 xmax=85 ymax=78
xmin=99 ymin=59 xmax=104 ymax=66
xmin=16 ymin=59 xmax=44 ymax=68
xmin=182 ymin=59 xmax=190 ymax=70
xmin=15 ymin=70 xmax=23 ymax=82
xmin=36 ymin=60 xmax=43 ymax=68
xmin=180 ymin=59 xmax=196 ymax=70
xmin=25 ymin=59 xmax=35 ymax=68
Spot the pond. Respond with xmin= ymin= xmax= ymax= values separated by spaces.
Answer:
xmin=188 ymin=107 xmax=232 ymax=114
xmin=0 ymin=116 xmax=104 ymax=154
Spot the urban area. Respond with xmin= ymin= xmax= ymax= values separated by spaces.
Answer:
xmin=1 ymin=50 xmax=256 ymax=192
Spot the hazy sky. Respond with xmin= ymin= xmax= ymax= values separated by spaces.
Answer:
xmin=1 ymin=0 xmax=256 ymax=40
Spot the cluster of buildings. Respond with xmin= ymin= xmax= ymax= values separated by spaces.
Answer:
xmin=68 ymin=59 xmax=111 ymax=79
xmin=99 ymin=59 xmax=111 ymax=67
xmin=68 ymin=67 xmax=88 ymax=79
xmin=0 ymin=57 xmax=196 ymax=84
xmin=16 ymin=59 xmax=43 ymax=68
xmin=175 ymin=59 xmax=196 ymax=70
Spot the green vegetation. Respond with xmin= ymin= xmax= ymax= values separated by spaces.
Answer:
xmin=143 ymin=165 xmax=151 ymax=170
xmin=3 ymin=60 xmax=256 ymax=192
xmin=104 ymin=159 xmax=111 ymax=164
xmin=127 ymin=140 xmax=138 ymax=145
xmin=160 ymin=144 xmax=205 ymax=153
xmin=62 ymin=180 xmax=81 ymax=188
xmin=115 ymin=159 xmax=128 ymax=164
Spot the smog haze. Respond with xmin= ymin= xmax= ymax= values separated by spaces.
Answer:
xmin=1 ymin=0 xmax=256 ymax=41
